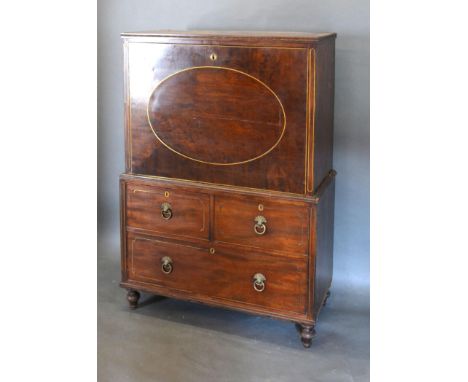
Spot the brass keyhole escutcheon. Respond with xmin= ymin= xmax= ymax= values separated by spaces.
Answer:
xmin=209 ymin=248 xmax=216 ymax=255
xmin=258 ymin=204 xmax=264 ymax=211
xmin=209 ymin=52 xmax=217 ymax=61
xmin=164 ymin=191 xmax=170 ymax=198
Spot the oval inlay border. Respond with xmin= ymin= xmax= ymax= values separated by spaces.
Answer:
xmin=146 ymin=66 xmax=287 ymax=166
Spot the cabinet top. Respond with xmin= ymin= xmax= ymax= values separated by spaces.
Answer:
xmin=121 ymin=30 xmax=336 ymax=42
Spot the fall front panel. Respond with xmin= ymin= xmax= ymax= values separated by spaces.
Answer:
xmin=126 ymin=42 xmax=308 ymax=194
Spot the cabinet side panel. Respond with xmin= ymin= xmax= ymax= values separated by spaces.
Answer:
xmin=123 ymin=41 xmax=131 ymax=172
xmin=313 ymin=179 xmax=335 ymax=319
xmin=312 ymin=39 xmax=335 ymax=190
xmin=120 ymin=178 xmax=128 ymax=282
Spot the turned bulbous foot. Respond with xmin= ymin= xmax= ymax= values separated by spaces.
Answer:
xmin=127 ymin=289 xmax=140 ymax=309
xmin=323 ymin=290 xmax=331 ymax=307
xmin=295 ymin=323 xmax=316 ymax=348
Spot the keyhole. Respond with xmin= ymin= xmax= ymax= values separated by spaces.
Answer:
xmin=210 ymin=53 xmax=217 ymax=61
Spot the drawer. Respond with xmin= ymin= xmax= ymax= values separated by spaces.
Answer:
xmin=214 ymin=196 xmax=309 ymax=254
xmin=127 ymin=234 xmax=307 ymax=314
xmin=125 ymin=183 xmax=210 ymax=241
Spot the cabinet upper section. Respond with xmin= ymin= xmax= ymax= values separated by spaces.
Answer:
xmin=123 ymin=31 xmax=336 ymax=195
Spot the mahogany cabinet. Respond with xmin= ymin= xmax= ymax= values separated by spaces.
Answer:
xmin=119 ymin=30 xmax=337 ymax=347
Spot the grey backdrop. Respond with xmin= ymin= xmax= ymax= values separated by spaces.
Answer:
xmin=98 ymin=0 xmax=369 ymax=291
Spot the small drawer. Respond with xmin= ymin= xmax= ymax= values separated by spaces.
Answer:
xmin=125 ymin=183 xmax=210 ymax=241
xmin=127 ymin=234 xmax=307 ymax=314
xmin=214 ymin=195 xmax=309 ymax=254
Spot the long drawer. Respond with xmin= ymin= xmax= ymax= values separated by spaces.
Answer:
xmin=126 ymin=233 xmax=307 ymax=314
xmin=214 ymin=195 xmax=309 ymax=254
xmin=125 ymin=183 xmax=210 ymax=241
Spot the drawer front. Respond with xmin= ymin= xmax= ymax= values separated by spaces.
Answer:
xmin=214 ymin=196 xmax=309 ymax=254
xmin=126 ymin=183 xmax=210 ymax=241
xmin=126 ymin=42 xmax=308 ymax=194
xmin=127 ymin=234 xmax=307 ymax=314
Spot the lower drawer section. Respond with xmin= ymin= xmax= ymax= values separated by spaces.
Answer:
xmin=126 ymin=233 xmax=307 ymax=314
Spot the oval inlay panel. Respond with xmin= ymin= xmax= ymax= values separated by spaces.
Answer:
xmin=147 ymin=66 xmax=286 ymax=165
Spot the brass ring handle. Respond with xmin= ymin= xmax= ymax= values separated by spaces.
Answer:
xmin=160 ymin=202 xmax=173 ymax=220
xmin=161 ymin=256 xmax=173 ymax=274
xmin=253 ymin=273 xmax=266 ymax=292
xmin=254 ymin=215 xmax=267 ymax=235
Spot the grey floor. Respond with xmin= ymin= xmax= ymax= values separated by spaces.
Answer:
xmin=98 ymin=234 xmax=369 ymax=382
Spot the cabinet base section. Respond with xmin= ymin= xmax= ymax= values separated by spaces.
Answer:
xmin=120 ymin=281 xmax=309 ymax=322
xmin=120 ymin=282 xmax=330 ymax=348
